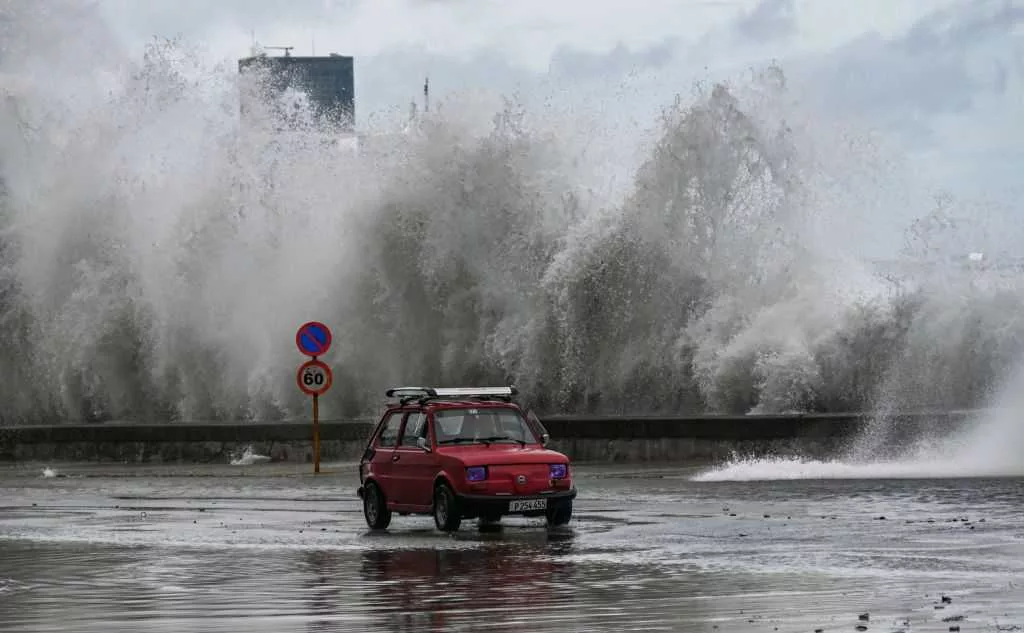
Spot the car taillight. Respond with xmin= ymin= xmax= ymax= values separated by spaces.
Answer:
xmin=549 ymin=463 xmax=567 ymax=479
xmin=466 ymin=466 xmax=488 ymax=481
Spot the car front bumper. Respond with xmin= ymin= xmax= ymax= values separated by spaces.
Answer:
xmin=455 ymin=488 xmax=577 ymax=517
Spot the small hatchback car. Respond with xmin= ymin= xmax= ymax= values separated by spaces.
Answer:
xmin=356 ymin=386 xmax=576 ymax=532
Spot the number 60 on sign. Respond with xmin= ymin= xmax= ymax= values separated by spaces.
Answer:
xmin=297 ymin=359 xmax=333 ymax=396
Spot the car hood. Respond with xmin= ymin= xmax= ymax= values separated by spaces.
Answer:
xmin=437 ymin=445 xmax=568 ymax=467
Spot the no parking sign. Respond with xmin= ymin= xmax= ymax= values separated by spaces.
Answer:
xmin=295 ymin=321 xmax=332 ymax=358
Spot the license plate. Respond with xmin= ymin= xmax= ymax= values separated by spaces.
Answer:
xmin=508 ymin=498 xmax=547 ymax=512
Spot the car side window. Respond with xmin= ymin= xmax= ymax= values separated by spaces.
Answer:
xmin=400 ymin=413 xmax=427 ymax=446
xmin=377 ymin=412 xmax=404 ymax=448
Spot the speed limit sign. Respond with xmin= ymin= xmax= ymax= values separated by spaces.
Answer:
xmin=297 ymin=359 xmax=333 ymax=396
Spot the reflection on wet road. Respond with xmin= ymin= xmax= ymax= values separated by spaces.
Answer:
xmin=0 ymin=462 xmax=1022 ymax=632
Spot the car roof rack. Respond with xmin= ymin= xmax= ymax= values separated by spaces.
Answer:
xmin=385 ymin=386 xmax=518 ymax=406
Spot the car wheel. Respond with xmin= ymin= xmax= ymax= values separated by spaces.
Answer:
xmin=433 ymin=483 xmax=462 ymax=532
xmin=546 ymin=499 xmax=572 ymax=527
xmin=363 ymin=481 xmax=392 ymax=530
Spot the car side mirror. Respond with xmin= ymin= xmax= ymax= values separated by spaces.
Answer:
xmin=541 ymin=433 xmax=550 ymax=447
xmin=416 ymin=436 xmax=432 ymax=452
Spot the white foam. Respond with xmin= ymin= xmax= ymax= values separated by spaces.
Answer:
xmin=690 ymin=456 xmax=1019 ymax=482
xmin=230 ymin=446 xmax=271 ymax=466
xmin=693 ymin=378 xmax=1024 ymax=482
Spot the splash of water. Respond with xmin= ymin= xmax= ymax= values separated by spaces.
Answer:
xmin=1 ymin=1 xmax=1023 ymax=456
xmin=230 ymin=446 xmax=270 ymax=466
xmin=694 ymin=358 xmax=1024 ymax=482
xmin=693 ymin=411 xmax=1024 ymax=482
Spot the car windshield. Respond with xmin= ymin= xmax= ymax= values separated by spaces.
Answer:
xmin=433 ymin=408 xmax=538 ymax=446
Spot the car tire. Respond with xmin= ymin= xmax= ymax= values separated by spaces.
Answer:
xmin=433 ymin=483 xmax=462 ymax=532
xmin=546 ymin=499 xmax=572 ymax=527
xmin=363 ymin=481 xmax=391 ymax=530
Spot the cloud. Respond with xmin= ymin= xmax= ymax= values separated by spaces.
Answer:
xmin=779 ymin=0 xmax=1024 ymax=201
xmin=30 ymin=0 xmax=1024 ymax=209
xmin=549 ymin=39 xmax=679 ymax=79
xmin=734 ymin=0 xmax=797 ymax=42
xmin=97 ymin=0 xmax=749 ymax=70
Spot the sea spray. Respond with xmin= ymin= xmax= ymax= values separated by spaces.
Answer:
xmin=0 ymin=5 xmax=1021 ymax=440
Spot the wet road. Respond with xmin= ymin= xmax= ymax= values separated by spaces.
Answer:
xmin=0 ymin=461 xmax=1022 ymax=632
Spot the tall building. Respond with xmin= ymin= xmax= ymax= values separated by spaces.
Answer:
xmin=238 ymin=48 xmax=355 ymax=132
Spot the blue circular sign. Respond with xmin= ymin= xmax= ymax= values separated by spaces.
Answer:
xmin=296 ymin=321 xmax=332 ymax=357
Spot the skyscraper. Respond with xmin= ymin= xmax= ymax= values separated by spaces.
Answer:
xmin=238 ymin=48 xmax=354 ymax=132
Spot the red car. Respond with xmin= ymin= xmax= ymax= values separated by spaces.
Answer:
xmin=356 ymin=386 xmax=576 ymax=532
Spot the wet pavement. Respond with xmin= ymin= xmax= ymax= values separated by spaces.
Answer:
xmin=0 ymin=461 xmax=1022 ymax=632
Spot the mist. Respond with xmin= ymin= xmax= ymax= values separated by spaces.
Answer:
xmin=1 ymin=1 xmax=1022 ymax=428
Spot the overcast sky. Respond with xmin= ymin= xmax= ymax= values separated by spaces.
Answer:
xmin=1 ymin=0 xmax=1019 ymax=258
xmin=89 ymin=0 xmax=1021 ymax=198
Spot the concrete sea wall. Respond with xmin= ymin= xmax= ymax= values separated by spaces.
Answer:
xmin=0 ymin=411 xmax=977 ymax=465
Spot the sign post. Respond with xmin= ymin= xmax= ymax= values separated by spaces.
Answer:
xmin=296 ymin=321 xmax=333 ymax=474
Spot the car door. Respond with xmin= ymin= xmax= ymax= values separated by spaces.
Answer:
xmin=391 ymin=411 xmax=437 ymax=508
xmin=369 ymin=411 xmax=406 ymax=500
